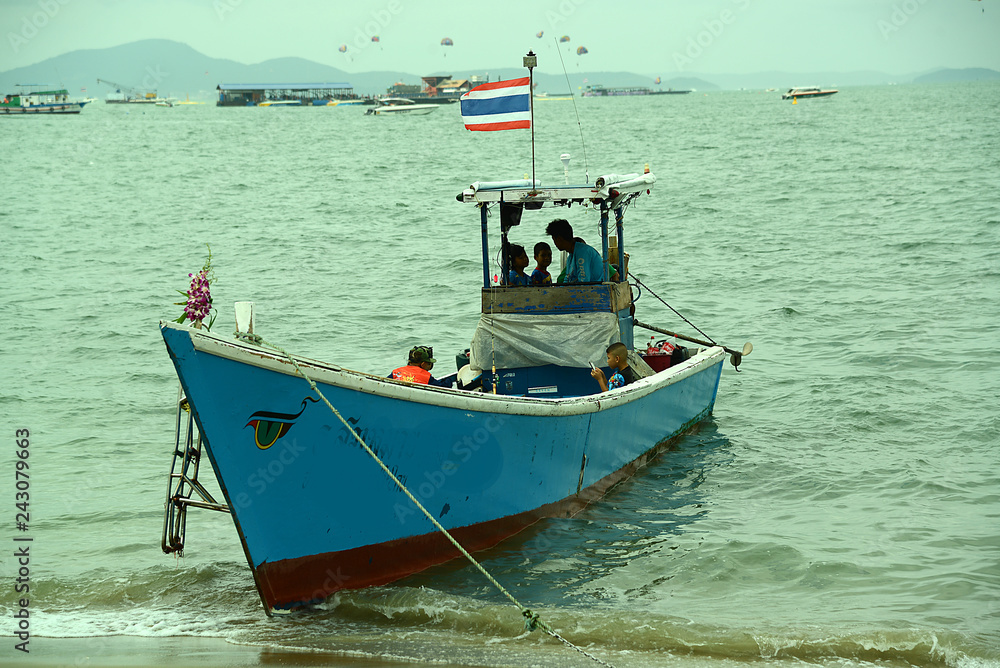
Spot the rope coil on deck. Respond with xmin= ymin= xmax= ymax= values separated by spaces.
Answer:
xmin=233 ymin=330 xmax=617 ymax=668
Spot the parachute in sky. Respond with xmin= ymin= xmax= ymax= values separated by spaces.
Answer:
xmin=536 ymin=31 xmax=544 ymax=38
xmin=654 ymin=77 xmax=662 ymax=85
xmin=371 ymin=36 xmax=379 ymax=43
xmin=338 ymin=44 xmax=347 ymax=53
xmin=576 ymin=46 xmax=588 ymax=55
xmin=441 ymin=37 xmax=453 ymax=46
xmin=559 ymin=35 xmax=570 ymax=43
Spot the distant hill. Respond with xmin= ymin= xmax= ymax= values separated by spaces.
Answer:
xmin=912 ymin=68 xmax=1000 ymax=83
xmin=658 ymin=77 xmax=717 ymax=92
xmin=0 ymin=39 xmax=418 ymax=100
xmin=700 ymin=70 xmax=910 ymax=90
xmin=0 ymin=40 xmax=719 ymax=98
xmin=3 ymin=39 xmax=996 ymax=98
xmin=0 ymin=40 xmax=685 ymax=98
xmin=475 ymin=68 xmax=717 ymax=93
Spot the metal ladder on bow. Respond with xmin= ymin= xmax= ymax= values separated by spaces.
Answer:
xmin=161 ymin=386 xmax=230 ymax=555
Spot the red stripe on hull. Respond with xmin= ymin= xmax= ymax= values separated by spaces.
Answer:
xmin=255 ymin=424 xmax=701 ymax=612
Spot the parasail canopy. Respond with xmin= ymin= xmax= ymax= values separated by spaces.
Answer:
xmin=441 ymin=37 xmax=453 ymax=46
xmin=559 ymin=35 xmax=570 ymax=43
xmin=576 ymin=46 xmax=588 ymax=55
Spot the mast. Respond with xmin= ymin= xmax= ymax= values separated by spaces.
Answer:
xmin=523 ymin=50 xmax=537 ymax=188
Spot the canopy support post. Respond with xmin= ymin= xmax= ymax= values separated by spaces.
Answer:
xmin=614 ymin=206 xmax=625 ymax=281
xmin=600 ymin=201 xmax=610 ymax=282
xmin=481 ymin=204 xmax=490 ymax=288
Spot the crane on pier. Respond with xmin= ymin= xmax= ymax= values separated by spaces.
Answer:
xmin=96 ymin=78 xmax=158 ymax=102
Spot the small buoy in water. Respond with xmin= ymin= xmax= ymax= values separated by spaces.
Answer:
xmin=644 ymin=162 xmax=650 ymax=174
xmin=792 ymin=97 xmax=797 ymax=105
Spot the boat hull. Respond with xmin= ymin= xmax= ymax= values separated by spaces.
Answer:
xmin=582 ymin=88 xmax=691 ymax=97
xmin=370 ymin=105 xmax=437 ymax=115
xmin=0 ymin=103 xmax=83 ymax=114
xmin=782 ymin=90 xmax=838 ymax=100
xmin=160 ymin=322 xmax=724 ymax=613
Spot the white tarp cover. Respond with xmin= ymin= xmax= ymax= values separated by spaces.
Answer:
xmin=470 ymin=312 xmax=621 ymax=371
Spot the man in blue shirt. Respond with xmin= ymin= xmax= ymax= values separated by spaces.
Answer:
xmin=545 ymin=219 xmax=605 ymax=283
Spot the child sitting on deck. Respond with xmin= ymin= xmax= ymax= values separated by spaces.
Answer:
xmin=505 ymin=244 xmax=530 ymax=287
xmin=530 ymin=241 xmax=553 ymax=286
xmin=591 ymin=342 xmax=638 ymax=392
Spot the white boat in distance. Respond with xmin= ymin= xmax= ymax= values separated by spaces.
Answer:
xmin=365 ymin=97 xmax=438 ymax=115
xmin=782 ymin=86 xmax=838 ymax=100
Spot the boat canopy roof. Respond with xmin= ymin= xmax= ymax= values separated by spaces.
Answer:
xmin=11 ymin=84 xmax=68 ymax=95
xmin=459 ymin=172 xmax=655 ymax=206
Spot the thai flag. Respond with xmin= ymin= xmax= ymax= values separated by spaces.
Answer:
xmin=460 ymin=77 xmax=531 ymax=131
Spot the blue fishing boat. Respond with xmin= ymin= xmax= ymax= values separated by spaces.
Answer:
xmin=159 ymin=171 xmax=750 ymax=616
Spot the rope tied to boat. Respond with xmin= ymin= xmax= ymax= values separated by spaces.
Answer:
xmin=234 ymin=331 xmax=263 ymax=345
xmin=230 ymin=331 xmax=618 ymax=668
xmin=630 ymin=275 xmax=716 ymax=344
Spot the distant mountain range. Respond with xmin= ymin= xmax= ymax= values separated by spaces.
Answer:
xmin=912 ymin=67 xmax=1000 ymax=83
xmin=1 ymin=40 xmax=997 ymax=99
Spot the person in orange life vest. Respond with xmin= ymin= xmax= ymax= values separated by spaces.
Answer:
xmin=389 ymin=346 xmax=454 ymax=387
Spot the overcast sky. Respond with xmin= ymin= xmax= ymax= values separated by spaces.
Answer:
xmin=3 ymin=0 xmax=999 ymax=75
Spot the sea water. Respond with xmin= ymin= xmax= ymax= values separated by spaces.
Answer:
xmin=1 ymin=83 xmax=998 ymax=667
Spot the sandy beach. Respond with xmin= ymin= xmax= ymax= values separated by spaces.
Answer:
xmin=17 ymin=637 xmax=428 ymax=667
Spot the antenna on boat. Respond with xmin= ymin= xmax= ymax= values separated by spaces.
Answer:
xmin=554 ymin=38 xmax=590 ymax=183
xmin=523 ymin=50 xmax=537 ymax=188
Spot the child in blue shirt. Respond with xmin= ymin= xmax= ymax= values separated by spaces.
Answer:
xmin=530 ymin=241 xmax=553 ymax=285
xmin=506 ymin=244 xmax=530 ymax=286
xmin=591 ymin=342 xmax=638 ymax=392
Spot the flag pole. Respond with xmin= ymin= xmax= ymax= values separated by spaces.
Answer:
xmin=523 ymin=50 xmax=537 ymax=189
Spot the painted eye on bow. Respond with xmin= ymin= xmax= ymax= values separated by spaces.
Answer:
xmin=246 ymin=419 xmax=294 ymax=450
xmin=244 ymin=397 xmax=318 ymax=450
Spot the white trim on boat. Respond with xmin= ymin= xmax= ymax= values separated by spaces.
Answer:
xmin=162 ymin=321 xmax=724 ymax=417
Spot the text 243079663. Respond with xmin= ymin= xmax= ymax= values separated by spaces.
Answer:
xmin=14 ymin=428 xmax=31 ymax=654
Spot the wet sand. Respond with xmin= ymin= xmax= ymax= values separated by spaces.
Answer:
xmin=20 ymin=636 xmax=427 ymax=667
